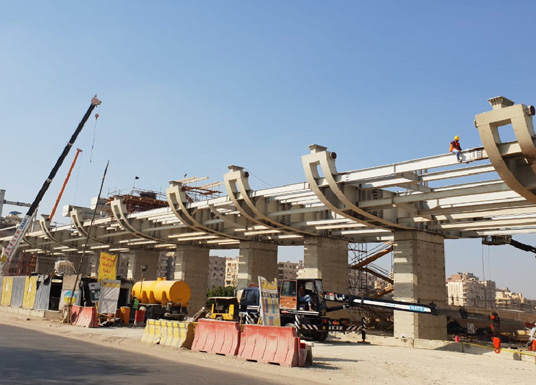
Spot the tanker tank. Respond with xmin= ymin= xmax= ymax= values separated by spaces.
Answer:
xmin=132 ymin=278 xmax=191 ymax=309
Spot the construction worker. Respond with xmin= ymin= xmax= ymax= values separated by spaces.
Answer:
xmin=450 ymin=135 xmax=462 ymax=162
xmin=298 ymin=285 xmax=313 ymax=310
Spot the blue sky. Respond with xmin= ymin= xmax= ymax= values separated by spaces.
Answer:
xmin=1 ymin=1 xmax=536 ymax=298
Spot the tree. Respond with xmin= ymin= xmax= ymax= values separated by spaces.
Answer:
xmin=206 ymin=286 xmax=236 ymax=298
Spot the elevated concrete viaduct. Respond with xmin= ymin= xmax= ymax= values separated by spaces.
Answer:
xmin=3 ymin=96 xmax=536 ymax=339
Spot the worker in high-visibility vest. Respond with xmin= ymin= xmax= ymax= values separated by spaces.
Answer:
xmin=450 ymin=135 xmax=462 ymax=162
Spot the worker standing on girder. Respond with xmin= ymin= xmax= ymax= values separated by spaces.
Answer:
xmin=450 ymin=135 xmax=462 ymax=162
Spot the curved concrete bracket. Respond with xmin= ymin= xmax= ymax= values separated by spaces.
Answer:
xmin=110 ymin=198 xmax=173 ymax=244
xmin=475 ymin=96 xmax=536 ymax=203
xmin=70 ymin=208 xmax=124 ymax=249
xmin=223 ymin=165 xmax=318 ymax=237
xmin=166 ymin=183 xmax=245 ymax=241
xmin=302 ymin=144 xmax=410 ymax=230
xmin=39 ymin=216 xmax=79 ymax=251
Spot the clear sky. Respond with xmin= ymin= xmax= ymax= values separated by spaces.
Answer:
xmin=1 ymin=1 xmax=536 ymax=298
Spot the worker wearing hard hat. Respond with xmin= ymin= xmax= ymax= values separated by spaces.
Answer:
xmin=450 ymin=135 xmax=462 ymax=162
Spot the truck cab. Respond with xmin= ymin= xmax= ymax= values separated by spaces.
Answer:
xmin=279 ymin=279 xmax=327 ymax=315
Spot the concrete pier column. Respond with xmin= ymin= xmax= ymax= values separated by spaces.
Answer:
xmin=127 ymin=250 xmax=159 ymax=282
xmin=173 ymin=245 xmax=209 ymax=315
xmin=89 ymin=254 xmax=100 ymax=278
xmin=36 ymin=255 xmax=56 ymax=275
xmin=303 ymin=237 xmax=348 ymax=293
xmin=393 ymin=230 xmax=447 ymax=340
xmin=66 ymin=254 xmax=90 ymax=276
xmin=237 ymin=241 xmax=278 ymax=289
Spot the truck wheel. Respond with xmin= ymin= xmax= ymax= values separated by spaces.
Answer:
xmin=312 ymin=331 xmax=328 ymax=342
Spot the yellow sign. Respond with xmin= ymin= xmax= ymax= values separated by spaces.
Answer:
xmin=98 ymin=252 xmax=117 ymax=282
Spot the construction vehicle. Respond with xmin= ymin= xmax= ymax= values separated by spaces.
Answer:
xmin=206 ymin=296 xmax=239 ymax=321
xmin=1 ymin=96 xmax=101 ymax=275
xmin=239 ymin=278 xmax=437 ymax=341
xmin=132 ymin=278 xmax=190 ymax=321
xmin=483 ymin=235 xmax=536 ymax=257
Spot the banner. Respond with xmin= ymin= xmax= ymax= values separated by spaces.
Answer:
xmin=99 ymin=280 xmax=120 ymax=314
xmin=88 ymin=282 xmax=101 ymax=303
xmin=98 ymin=252 xmax=117 ymax=282
xmin=258 ymin=276 xmax=280 ymax=327
xmin=59 ymin=289 xmax=81 ymax=311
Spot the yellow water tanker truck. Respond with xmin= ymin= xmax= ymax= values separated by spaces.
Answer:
xmin=132 ymin=278 xmax=191 ymax=320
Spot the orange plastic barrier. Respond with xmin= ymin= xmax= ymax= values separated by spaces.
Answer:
xmin=238 ymin=324 xmax=305 ymax=367
xmin=71 ymin=305 xmax=98 ymax=328
xmin=191 ymin=319 xmax=241 ymax=356
xmin=134 ymin=309 xmax=146 ymax=326
xmin=119 ymin=306 xmax=130 ymax=325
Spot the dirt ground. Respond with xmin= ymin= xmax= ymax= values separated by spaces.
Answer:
xmin=0 ymin=311 xmax=534 ymax=385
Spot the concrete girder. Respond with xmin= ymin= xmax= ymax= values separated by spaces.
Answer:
xmin=166 ymin=182 xmax=249 ymax=244
xmin=70 ymin=208 xmax=127 ymax=251
xmin=302 ymin=144 xmax=415 ymax=230
xmin=340 ymin=148 xmax=486 ymax=184
xmin=475 ymin=96 xmax=536 ymax=203
xmin=110 ymin=198 xmax=179 ymax=246
xmin=223 ymin=165 xmax=318 ymax=237
xmin=38 ymin=216 xmax=81 ymax=253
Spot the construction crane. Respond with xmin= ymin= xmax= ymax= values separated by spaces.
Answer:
xmin=0 ymin=96 xmax=101 ymax=275
xmin=483 ymin=235 xmax=536 ymax=258
xmin=48 ymin=148 xmax=83 ymax=222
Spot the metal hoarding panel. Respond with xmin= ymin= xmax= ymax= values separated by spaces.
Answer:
xmin=10 ymin=276 xmax=26 ymax=307
xmin=34 ymin=275 xmax=51 ymax=311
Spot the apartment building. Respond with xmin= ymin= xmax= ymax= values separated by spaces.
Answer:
xmin=446 ymin=272 xmax=496 ymax=308
xmin=277 ymin=260 xmax=303 ymax=281
xmin=207 ymin=255 xmax=226 ymax=289
xmin=225 ymin=257 xmax=240 ymax=287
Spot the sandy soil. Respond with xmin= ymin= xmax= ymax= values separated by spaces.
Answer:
xmin=0 ymin=311 xmax=534 ymax=385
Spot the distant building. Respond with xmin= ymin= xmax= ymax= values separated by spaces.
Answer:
xmin=446 ymin=272 xmax=496 ymax=308
xmin=496 ymin=287 xmax=536 ymax=312
xmin=278 ymin=260 xmax=303 ymax=281
xmin=225 ymin=257 xmax=240 ymax=287
xmin=207 ymin=255 xmax=226 ymax=289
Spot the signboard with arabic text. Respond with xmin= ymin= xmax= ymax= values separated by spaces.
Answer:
xmin=98 ymin=252 xmax=117 ymax=282
xmin=258 ymin=276 xmax=280 ymax=327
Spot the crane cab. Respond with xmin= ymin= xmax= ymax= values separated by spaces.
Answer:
xmin=279 ymin=279 xmax=327 ymax=314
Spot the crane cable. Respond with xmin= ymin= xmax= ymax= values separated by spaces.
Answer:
xmin=90 ymin=105 xmax=101 ymax=163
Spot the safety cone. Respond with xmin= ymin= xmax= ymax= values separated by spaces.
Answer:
xmin=493 ymin=337 xmax=501 ymax=354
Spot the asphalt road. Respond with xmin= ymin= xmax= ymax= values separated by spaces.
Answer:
xmin=0 ymin=324 xmax=282 ymax=385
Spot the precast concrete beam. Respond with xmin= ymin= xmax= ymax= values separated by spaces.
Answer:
xmin=110 ymin=198 xmax=178 ymax=246
xmin=38 ymin=216 xmax=81 ymax=252
xmin=70 ymin=208 xmax=131 ymax=251
xmin=166 ymin=182 xmax=246 ymax=243
xmin=224 ymin=165 xmax=318 ymax=237
xmin=475 ymin=96 xmax=536 ymax=203
xmin=302 ymin=144 xmax=413 ymax=231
